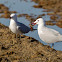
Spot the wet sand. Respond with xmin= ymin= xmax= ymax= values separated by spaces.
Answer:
xmin=0 ymin=22 xmax=62 ymax=62
xmin=0 ymin=0 xmax=62 ymax=62
xmin=32 ymin=0 xmax=62 ymax=28
xmin=0 ymin=2 xmax=62 ymax=28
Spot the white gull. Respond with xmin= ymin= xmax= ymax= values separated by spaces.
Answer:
xmin=9 ymin=13 xmax=33 ymax=39
xmin=32 ymin=18 xmax=62 ymax=48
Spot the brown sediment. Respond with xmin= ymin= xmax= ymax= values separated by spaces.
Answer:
xmin=4 ymin=11 xmax=17 ymax=14
xmin=32 ymin=0 xmax=62 ymax=28
xmin=4 ymin=11 xmax=10 ymax=14
xmin=1 ymin=6 xmax=9 ymax=10
xmin=50 ymin=15 xmax=58 ymax=20
xmin=17 ymin=14 xmax=36 ymax=22
xmin=32 ymin=0 xmax=62 ymax=11
xmin=0 ymin=4 xmax=17 ymax=18
xmin=57 ymin=12 xmax=62 ymax=16
xmin=17 ymin=14 xmax=29 ymax=17
xmin=43 ymin=9 xmax=53 ymax=12
xmin=0 ymin=10 xmax=4 ymax=13
xmin=0 ymin=23 xmax=62 ymax=62
xmin=46 ymin=21 xmax=55 ymax=26
xmin=9 ymin=11 xmax=17 ymax=13
xmin=47 ymin=12 xmax=56 ymax=15
xmin=17 ymin=13 xmax=56 ymax=27
xmin=0 ymin=14 xmax=10 ymax=18
xmin=0 ymin=3 xmax=57 ymax=26
xmin=56 ymin=20 xmax=62 ymax=28
xmin=33 ymin=5 xmax=42 ymax=8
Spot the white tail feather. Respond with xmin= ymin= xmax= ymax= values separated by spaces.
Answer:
xmin=59 ymin=35 xmax=62 ymax=41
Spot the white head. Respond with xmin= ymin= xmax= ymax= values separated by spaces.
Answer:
xmin=10 ymin=13 xmax=17 ymax=21
xmin=32 ymin=18 xmax=45 ymax=26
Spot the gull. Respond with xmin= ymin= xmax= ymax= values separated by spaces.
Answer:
xmin=9 ymin=13 xmax=36 ymax=39
xmin=32 ymin=18 xmax=62 ymax=48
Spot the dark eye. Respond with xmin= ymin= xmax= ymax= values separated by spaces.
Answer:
xmin=38 ymin=20 xmax=39 ymax=21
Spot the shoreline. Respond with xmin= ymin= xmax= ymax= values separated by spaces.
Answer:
xmin=0 ymin=23 xmax=62 ymax=62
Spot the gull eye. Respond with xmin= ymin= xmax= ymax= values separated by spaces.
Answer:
xmin=38 ymin=20 xmax=39 ymax=21
xmin=10 ymin=17 xmax=12 ymax=19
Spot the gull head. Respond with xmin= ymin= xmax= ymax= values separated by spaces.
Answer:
xmin=10 ymin=13 xmax=17 ymax=21
xmin=32 ymin=18 xmax=45 ymax=26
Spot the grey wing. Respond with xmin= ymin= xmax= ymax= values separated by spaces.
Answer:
xmin=17 ymin=22 xmax=30 ymax=33
xmin=47 ymin=28 xmax=61 ymax=36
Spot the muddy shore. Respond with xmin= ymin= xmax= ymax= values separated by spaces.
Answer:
xmin=0 ymin=0 xmax=62 ymax=62
xmin=0 ymin=1 xmax=62 ymax=28
xmin=0 ymin=22 xmax=62 ymax=62
xmin=32 ymin=0 xmax=62 ymax=28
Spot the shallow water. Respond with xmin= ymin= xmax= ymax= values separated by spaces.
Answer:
xmin=0 ymin=0 xmax=62 ymax=51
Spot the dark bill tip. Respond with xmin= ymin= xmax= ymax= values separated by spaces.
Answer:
xmin=10 ymin=17 xmax=11 ymax=19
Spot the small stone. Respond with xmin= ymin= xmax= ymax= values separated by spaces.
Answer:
xmin=21 ymin=35 xmax=26 ymax=38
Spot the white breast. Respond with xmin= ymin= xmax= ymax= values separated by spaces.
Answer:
xmin=9 ymin=19 xmax=19 ymax=34
xmin=38 ymin=25 xmax=59 ymax=43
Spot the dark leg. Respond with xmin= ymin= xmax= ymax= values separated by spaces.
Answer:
xmin=20 ymin=34 xmax=21 ymax=40
xmin=16 ymin=34 xmax=17 ymax=39
xmin=52 ymin=43 xmax=54 ymax=48
xmin=47 ymin=43 xmax=51 ymax=48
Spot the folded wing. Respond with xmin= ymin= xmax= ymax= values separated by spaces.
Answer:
xmin=17 ymin=22 xmax=30 ymax=33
